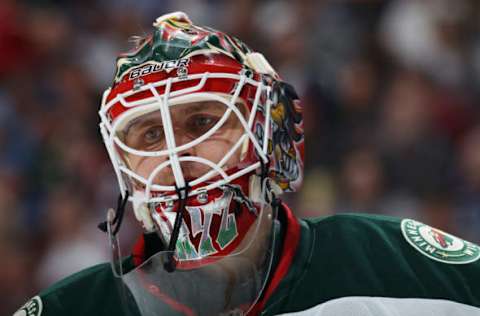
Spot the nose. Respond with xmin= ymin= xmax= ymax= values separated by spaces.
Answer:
xmin=177 ymin=149 xmax=203 ymax=182
xmin=173 ymin=128 xmax=195 ymax=147
xmin=150 ymin=139 xmax=202 ymax=186
xmin=173 ymin=130 xmax=198 ymax=170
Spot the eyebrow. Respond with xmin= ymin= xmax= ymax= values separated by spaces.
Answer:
xmin=123 ymin=101 xmax=237 ymax=135
xmin=124 ymin=115 xmax=162 ymax=137
xmin=177 ymin=102 xmax=225 ymax=113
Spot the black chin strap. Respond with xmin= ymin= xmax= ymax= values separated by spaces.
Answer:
xmin=164 ymin=185 xmax=190 ymax=272
xmin=98 ymin=191 xmax=130 ymax=236
xmin=259 ymin=159 xmax=269 ymax=188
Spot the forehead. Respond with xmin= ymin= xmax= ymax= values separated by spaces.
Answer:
xmin=135 ymin=100 xmax=223 ymax=119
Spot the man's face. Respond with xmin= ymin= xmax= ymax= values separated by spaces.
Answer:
xmin=119 ymin=100 xmax=248 ymax=187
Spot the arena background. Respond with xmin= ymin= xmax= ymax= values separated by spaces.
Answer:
xmin=2 ymin=0 xmax=480 ymax=313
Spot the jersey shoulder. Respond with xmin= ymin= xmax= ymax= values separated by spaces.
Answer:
xmin=305 ymin=213 xmax=480 ymax=264
xmin=302 ymin=213 xmax=407 ymax=272
xmin=14 ymin=262 xmax=125 ymax=316
xmin=41 ymin=262 xmax=113 ymax=297
xmin=266 ymin=213 xmax=480 ymax=315
xmin=305 ymin=212 xmax=401 ymax=230
xmin=305 ymin=213 xmax=402 ymax=246
xmin=304 ymin=212 xmax=480 ymax=265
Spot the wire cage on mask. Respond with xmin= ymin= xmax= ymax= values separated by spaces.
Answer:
xmin=99 ymin=71 xmax=273 ymax=205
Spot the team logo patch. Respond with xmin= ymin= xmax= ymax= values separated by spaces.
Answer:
xmin=401 ymin=219 xmax=480 ymax=264
xmin=13 ymin=296 xmax=43 ymax=316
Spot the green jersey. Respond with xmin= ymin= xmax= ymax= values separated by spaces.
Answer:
xmin=14 ymin=207 xmax=480 ymax=316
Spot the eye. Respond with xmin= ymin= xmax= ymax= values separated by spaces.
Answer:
xmin=189 ymin=115 xmax=218 ymax=133
xmin=195 ymin=116 xmax=215 ymax=128
xmin=144 ymin=126 xmax=164 ymax=143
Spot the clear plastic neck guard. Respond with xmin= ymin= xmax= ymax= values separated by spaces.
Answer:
xmin=106 ymin=180 xmax=278 ymax=316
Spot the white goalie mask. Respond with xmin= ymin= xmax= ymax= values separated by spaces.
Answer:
xmin=98 ymin=12 xmax=304 ymax=316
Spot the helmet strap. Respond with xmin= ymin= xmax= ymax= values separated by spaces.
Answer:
xmin=98 ymin=191 xmax=130 ymax=235
xmin=163 ymin=184 xmax=190 ymax=272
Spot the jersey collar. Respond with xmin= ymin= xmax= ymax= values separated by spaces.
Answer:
xmin=249 ymin=202 xmax=306 ymax=315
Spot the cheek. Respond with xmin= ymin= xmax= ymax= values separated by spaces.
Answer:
xmin=198 ymin=142 xmax=230 ymax=163
xmin=129 ymin=156 xmax=167 ymax=179
xmin=196 ymin=132 xmax=243 ymax=166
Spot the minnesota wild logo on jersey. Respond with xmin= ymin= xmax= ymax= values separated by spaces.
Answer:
xmin=13 ymin=296 xmax=43 ymax=316
xmin=401 ymin=219 xmax=480 ymax=264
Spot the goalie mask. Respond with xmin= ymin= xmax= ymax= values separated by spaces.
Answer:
xmin=99 ymin=12 xmax=304 ymax=315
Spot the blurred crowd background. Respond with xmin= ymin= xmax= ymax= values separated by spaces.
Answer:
xmin=2 ymin=0 xmax=480 ymax=313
